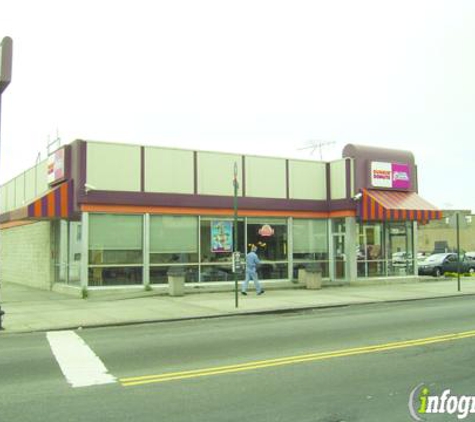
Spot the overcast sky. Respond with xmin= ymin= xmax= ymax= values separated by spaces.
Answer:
xmin=1 ymin=0 xmax=474 ymax=211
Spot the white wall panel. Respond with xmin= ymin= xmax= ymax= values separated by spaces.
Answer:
xmin=245 ymin=156 xmax=286 ymax=199
xmin=197 ymin=151 xmax=242 ymax=196
xmin=145 ymin=147 xmax=194 ymax=194
xmin=289 ymin=160 xmax=326 ymax=200
xmin=87 ymin=142 xmax=141 ymax=192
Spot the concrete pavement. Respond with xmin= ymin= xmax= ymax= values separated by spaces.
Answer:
xmin=1 ymin=277 xmax=475 ymax=334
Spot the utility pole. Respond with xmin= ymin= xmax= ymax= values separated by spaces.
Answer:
xmin=0 ymin=36 xmax=13 ymax=330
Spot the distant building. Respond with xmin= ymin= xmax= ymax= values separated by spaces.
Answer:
xmin=418 ymin=210 xmax=474 ymax=254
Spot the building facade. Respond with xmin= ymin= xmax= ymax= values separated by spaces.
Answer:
xmin=0 ymin=141 xmax=442 ymax=292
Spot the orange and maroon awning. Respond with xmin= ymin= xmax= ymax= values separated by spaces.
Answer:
xmin=359 ymin=189 xmax=442 ymax=222
xmin=27 ymin=181 xmax=73 ymax=219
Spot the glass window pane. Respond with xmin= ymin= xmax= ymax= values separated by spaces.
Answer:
xmin=89 ymin=214 xmax=142 ymax=250
xmin=53 ymin=220 xmax=81 ymax=286
xmin=200 ymin=219 xmax=244 ymax=263
xmin=88 ymin=267 xmax=143 ymax=287
xmin=69 ymin=222 xmax=82 ymax=285
xmin=246 ymin=218 xmax=288 ymax=261
xmin=357 ymin=223 xmax=385 ymax=277
xmin=90 ymin=250 xmax=143 ymax=265
xmin=150 ymin=266 xmax=199 ymax=284
xmin=388 ymin=222 xmax=414 ymax=276
xmin=200 ymin=264 xmax=233 ymax=282
xmin=293 ymin=219 xmax=328 ymax=253
xmin=293 ymin=262 xmax=329 ymax=280
xmin=150 ymin=215 xmax=198 ymax=253
xmin=89 ymin=214 xmax=143 ymax=267
xmin=258 ymin=263 xmax=288 ymax=280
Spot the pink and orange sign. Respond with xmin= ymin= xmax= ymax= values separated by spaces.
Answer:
xmin=371 ymin=161 xmax=411 ymax=190
xmin=47 ymin=148 xmax=65 ymax=185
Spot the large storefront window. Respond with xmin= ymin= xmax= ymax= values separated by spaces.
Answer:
xmin=292 ymin=219 xmax=329 ymax=278
xmin=247 ymin=218 xmax=288 ymax=280
xmin=88 ymin=214 xmax=143 ymax=286
xmin=199 ymin=218 xmax=245 ymax=282
xmin=150 ymin=215 xmax=199 ymax=283
xmin=357 ymin=221 xmax=415 ymax=277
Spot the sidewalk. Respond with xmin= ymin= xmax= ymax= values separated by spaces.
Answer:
xmin=1 ymin=278 xmax=475 ymax=334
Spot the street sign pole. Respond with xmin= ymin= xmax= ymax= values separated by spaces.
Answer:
xmin=448 ymin=211 xmax=467 ymax=292
xmin=233 ymin=162 xmax=239 ymax=308
xmin=456 ymin=212 xmax=461 ymax=292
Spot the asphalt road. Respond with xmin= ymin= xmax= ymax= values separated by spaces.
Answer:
xmin=2 ymin=296 xmax=475 ymax=422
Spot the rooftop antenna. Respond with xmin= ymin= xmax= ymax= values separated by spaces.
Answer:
xmin=47 ymin=128 xmax=61 ymax=155
xmin=299 ymin=140 xmax=336 ymax=160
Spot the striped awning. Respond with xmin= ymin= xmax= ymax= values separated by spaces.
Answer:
xmin=359 ymin=189 xmax=442 ymax=222
xmin=27 ymin=181 xmax=73 ymax=219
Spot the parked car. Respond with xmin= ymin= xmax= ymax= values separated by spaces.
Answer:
xmin=417 ymin=252 xmax=430 ymax=263
xmin=392 ymin=252 xmax=408 ymax=265
xmin=418 ymin=253 xmax=475 ymax=277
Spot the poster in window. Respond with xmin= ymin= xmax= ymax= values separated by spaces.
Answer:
xmin=211 ymin=221 xmax=233 ymax=253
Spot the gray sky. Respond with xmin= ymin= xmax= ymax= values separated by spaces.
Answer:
xmin=1 ymin=0 xmax=474 ymax=211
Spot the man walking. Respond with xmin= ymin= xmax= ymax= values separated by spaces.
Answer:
xmin=241 ymin=245 xmax=264 ymax=295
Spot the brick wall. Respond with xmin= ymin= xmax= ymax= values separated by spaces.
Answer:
xmin=0 ymin=221 xmax=53 ymax=289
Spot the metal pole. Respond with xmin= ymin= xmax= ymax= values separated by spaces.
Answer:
xmin=0 ymin=35 xmax=14 ymax=330
xmin=233 ymin=162 xmax=239 ymax=308
xmin=456 ymin=212 xmax=461 ymax=292
xmin=0 ymin=64 xmax=3 ymax=329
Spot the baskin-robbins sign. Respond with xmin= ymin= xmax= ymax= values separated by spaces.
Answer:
xmin=370 ymin=161 xmax=411 ymax=190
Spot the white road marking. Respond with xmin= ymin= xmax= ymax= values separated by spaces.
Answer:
xmin=47 ymin=330 xmax=116 ymax=388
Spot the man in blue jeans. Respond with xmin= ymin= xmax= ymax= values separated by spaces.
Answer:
xmin=241 ymin=245 xmax=265 ymax=295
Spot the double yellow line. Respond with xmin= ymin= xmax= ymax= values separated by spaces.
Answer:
xmin=120 ymin=329 xmax=475 ymax=387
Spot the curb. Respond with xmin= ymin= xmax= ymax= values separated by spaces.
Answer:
xmin=3 ymin=292 xmax=474 ymax=335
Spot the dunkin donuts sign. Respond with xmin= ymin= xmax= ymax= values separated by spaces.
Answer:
xmin=370 ymin=161 xmax=411 ymax=190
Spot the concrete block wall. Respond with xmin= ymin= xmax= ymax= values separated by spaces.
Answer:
xmin=0 ymin=221 xmax=53 ymax=289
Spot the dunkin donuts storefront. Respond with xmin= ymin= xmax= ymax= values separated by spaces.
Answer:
xmin=0 ymin=141 xmax=442 ymax=292
xmin=343 ymin=144 xmax=442 ymax=280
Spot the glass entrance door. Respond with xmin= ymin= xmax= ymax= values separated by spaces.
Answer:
xmin=53 ymin=220 xmax=82 ymax=286
xmin=332 ymin=233 xmax=346 ymax=279
xmin=357 ymin=223 xmax=384 ymax=278
xmin=331 ymin=219 xmax=346 ymax=280
xmin=387 ymin=222 xmax=414 ymax=276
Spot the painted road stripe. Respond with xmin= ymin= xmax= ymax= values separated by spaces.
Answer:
xmin=47 ymin=331 xmax=116 ymax=388
xmin=120 ymin=329 xmax=475 ymax=387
